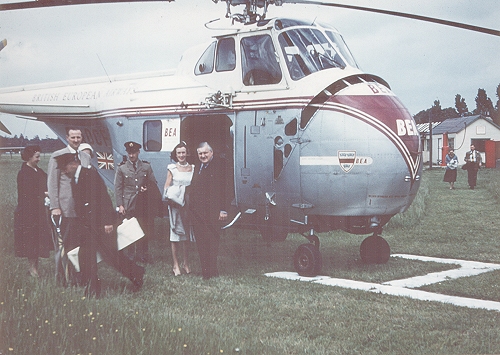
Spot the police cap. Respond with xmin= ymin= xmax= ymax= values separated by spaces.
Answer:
xmin=124 ymin=141 xmax=141 ymax=153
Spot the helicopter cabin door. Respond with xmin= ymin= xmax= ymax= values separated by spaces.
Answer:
xmin=234 ymin=111 xmax=301 ymax=239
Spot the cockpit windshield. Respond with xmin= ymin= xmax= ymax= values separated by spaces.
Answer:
xmin=278 ymin=27 xmax=358 ymax=81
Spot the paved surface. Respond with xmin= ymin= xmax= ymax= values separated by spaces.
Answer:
xmin=265 ymin=254 xmax=500 ymax=312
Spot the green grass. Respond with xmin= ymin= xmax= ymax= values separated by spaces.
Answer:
xmin=1 ymin=156 xmax=500 ymax=354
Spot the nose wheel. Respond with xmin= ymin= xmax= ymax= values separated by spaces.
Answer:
xmin=293 ymin=233 xmax=322 ymax=277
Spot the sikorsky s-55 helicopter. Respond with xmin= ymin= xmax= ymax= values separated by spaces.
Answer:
xmin=1 ymin=0 xmax=498 ymax=276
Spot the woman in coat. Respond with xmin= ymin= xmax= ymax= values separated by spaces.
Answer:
xmin=443 ymin=149 xmax=459 ymax=189
xmin=14 ymin=145 xmax=52 ymax=277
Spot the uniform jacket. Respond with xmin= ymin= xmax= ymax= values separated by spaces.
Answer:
xmin=47 ymin=146 xmax=91 ymax=217
xmin=114 ymin=159 xmax=160 ymax=217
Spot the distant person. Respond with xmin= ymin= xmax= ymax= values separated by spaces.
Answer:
xmin=115 ymin=141 xmax=161 ymax=263
xmin=14 ymin=145 xmax=52 ymax=277
xmin=55 ymin=153 xmax=144 ymax=298
xmin=189 ymin=142 xmax=227 ymax=280
xmin=163 ymin=142 xmax=194 ymax=276
xmin=464 ymin=144 xmax=482 ymax=189
xmin=443 ymin=149 xmax=458 ymax=189
xmin=47 ymin=128 xmax=91 ymax=283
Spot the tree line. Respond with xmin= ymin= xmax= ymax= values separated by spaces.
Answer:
xmin=413 ymin=84 xmax=500 ymax=125
xmin=0 ymin=134 xmax=64 ymax=152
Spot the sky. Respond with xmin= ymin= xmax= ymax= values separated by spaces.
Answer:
xmin=0 ymin=0 xmax=499 ymax=139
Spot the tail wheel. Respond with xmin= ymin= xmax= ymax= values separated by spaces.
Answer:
xmin=360 ymin=235 xmax=390 ymax=264
xmin=293 ymin=243 xmax=322 ymax=277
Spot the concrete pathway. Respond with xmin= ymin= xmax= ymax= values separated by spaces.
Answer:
xmin=265 ymin=254 xmax=500 ymax=312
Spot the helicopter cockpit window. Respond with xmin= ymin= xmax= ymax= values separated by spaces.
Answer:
xmin=195 ymin=41 xmax=216 ymax=75
xmin=278 ymin=28 xmax=346 ymax=81
xmin=325 ymin=31 xmax=358 ymax=68
xmin=241 ymin=35 xmax=282 ymax=86
xmin=216 ymin=37 xmax=236 ymax=72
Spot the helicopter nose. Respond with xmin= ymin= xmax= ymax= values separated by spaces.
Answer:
xmin=301 ymin=75 xmax=421 ymax=182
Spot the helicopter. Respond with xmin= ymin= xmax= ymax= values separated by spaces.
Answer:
xmin=0 ymin=0 xmax=498 ymax=276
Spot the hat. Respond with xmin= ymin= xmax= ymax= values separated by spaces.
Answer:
xmin=79 ymin=143 xmax=93 ymax=153
xmin=125 ymin=141 xmax=141 ymax=153
xmin=55 ymin=153 xmax=79 ymax=169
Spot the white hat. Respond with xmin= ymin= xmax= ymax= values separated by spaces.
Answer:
xmin=79 ymin=143 xmax=93 ymax=152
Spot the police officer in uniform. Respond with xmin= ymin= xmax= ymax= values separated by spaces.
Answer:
xmin=114 ymin=141 xmax=159 ymax=263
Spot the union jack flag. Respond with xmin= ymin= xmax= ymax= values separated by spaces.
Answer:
xmin=97 ymin=152 xmax=114 ymax=170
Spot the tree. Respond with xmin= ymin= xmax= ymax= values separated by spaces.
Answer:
xmin=414 ymin=99 xmax=458 ymax=124
xmin=493 ymin=84 xmax=500 ymax=125
xmin=474 ymin=88 xmax=494 ymax=117
xmin=454 ymin=94 xmax=469 ymax=116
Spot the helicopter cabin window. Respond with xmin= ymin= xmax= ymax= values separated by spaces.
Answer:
xmin=216 ymin=38 xmax=236 ymax=72
xmin=278 ymin=28 xmax=346 ymax=81
xmin=241 ymin=35 xmax=282 ymax=86
xmin=195 ymin=41 xmax=216 ymax=75
xmin=143 ymin=120 xmax=162 ymax=151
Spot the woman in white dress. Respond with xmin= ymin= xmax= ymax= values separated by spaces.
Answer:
xmin=164 ymin=142 xmax=194 ymax=276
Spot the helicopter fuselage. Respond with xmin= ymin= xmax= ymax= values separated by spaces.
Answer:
xmin=0 ymin=17 xmax=422 ymax=236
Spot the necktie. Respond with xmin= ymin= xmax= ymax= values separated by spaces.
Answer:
xmin=471 ymin=152 xmax=475 ymax=162
xmin=199 ymin=163 xmax=204 ymax=174
xmin=133 ymin=162 xmax=137 ymax=171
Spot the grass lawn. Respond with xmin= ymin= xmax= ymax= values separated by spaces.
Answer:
xmin=1 ymin=155 xmax=500 ymax=354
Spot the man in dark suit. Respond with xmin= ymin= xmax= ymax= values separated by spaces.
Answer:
xmin=190 ymin=142 xmax=228 ymax=279
xmin=55 ymin=153 xmax=145 ymax=297
xmin=464 ymin=144 xmax=482 ymax=189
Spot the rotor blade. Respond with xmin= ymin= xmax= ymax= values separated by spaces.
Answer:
xmin=285 ymin=1 xmax=500 ymax=37
xmin=0 ymin=39 xmax=7 ymax=52
xmin=0 ymin=0 xmax=172 ymax=11
xmin=0 ymin=121 xmax=12 ymax=135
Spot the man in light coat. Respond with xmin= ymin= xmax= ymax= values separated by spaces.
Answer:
xmin=47 ymin=127 xmax=90 ymax=284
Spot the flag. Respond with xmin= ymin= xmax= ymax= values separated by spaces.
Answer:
xmin=97 ymin=152 xmax=114 ymax=170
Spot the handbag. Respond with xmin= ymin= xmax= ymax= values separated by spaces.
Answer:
xmin=116 ymin=217 xmax=144 ymax=250
xmin=165 ymin=185 xmax=186 ymax=206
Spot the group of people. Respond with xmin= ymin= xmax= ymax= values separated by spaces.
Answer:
xmin=14 ymin=127 xmax=227 ymax=298
xmin=443 ymin=144 xmax=482 ymax=190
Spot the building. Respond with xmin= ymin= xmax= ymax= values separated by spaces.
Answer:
xmin=417 ymin=115 xmax=500 ymax=168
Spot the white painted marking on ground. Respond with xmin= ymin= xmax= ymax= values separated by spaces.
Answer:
xmin=386 ymin=254 xmax=500 ymax=288
xmin=265 ymin=254 xmax=500 ymax=312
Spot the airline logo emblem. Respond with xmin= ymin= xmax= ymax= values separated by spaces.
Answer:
xmin=338 ymin=151 xmax=356 ymax=173
xmin=300 ymin=151 xmax=373 ymax=173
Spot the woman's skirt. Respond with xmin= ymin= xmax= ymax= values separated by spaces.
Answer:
xmin=443 ymin=169 xmax=457 ymax=183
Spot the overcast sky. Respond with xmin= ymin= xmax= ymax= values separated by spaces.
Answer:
xmin=0 ymin=0 xmax=499 ymax=138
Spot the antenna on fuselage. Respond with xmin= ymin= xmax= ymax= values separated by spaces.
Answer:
xmin=96 ymin=53 xmax=112 ymax=83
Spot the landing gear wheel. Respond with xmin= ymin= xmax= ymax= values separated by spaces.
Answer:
xmin=293 ymin=243 xmax=322 ymax=277
xmin=360 ymin=235 xmax=390 ymax=264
